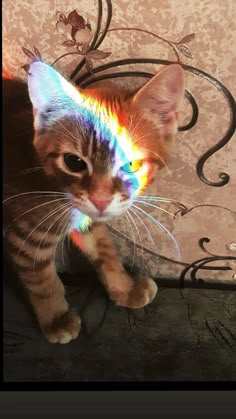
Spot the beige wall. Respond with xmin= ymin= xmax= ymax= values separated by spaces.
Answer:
xmin=3 ymin=0 xmax=236 ymax=286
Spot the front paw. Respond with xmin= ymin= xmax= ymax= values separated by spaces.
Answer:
xmin=42 ymin=310 xmax=81 ymax=344
xmin=113 ymin=277 xmax=158 ymax=309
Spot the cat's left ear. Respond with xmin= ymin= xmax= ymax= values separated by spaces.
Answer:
xmin=133 ymin=64 xmax=185 ymax=135
xmin=27 ymin=61 xmax=80 ymax=130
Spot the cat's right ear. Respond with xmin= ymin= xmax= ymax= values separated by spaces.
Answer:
xmin=132 ymin=64 xmax=185 ymax=136
xmin=27 ymin=61 xmax=80 ymax=130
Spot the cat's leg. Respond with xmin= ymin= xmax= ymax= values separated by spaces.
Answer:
xmin=81 ymin=224 xmax=158 ymax=308
xmin=8 ymin=242 xmax=81 ymax=344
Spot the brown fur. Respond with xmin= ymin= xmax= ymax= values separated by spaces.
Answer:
xmin=3 ymin=64 xmax=184 ymax=343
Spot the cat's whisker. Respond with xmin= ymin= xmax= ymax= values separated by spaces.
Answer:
xmin=33 ymin=205 xmax=72 ymax=271
xmin=24 ymin=194 xmax=69 ymax=202
xmin=137 ymin=196 xmax=175 ymax=203
xmin=132 ymin=204 xmax=181 ymax=260
xmin=131 ymin=130 xmax=160 ymax=144
xmin=20 ymin=166 xmax=43 ymax=175
xmin=66 ymin=225 xmax=72 ymax=254
xmin=3 ymin=191 xmax=68 ymax=203
xmin=127 ymin=208 xmax=145 ymax=268
xmin=129 ymin=115 xmax=145 ymax=138
xmin=60 ymin=212 xmax=73 ymax=269
xmin=17 ymin=202 xmax=70 ymax=260
xmin=128 ymin=206 xmax=155 ymax=247
xmin=53 ymin=125 xmax=79 ymax=144
xmin=128 ymin=114 xmax=133 ymax=133
xmin=134 ymin=199 xmax=176 ymax=218
xmin=139 ymin=147 xmax=172 ymax=177
xmin=124 ymin=210 xmax=136 ymax=271
xmin=137 ymin=195 xmax=188 ymax=211
xmin=56 ymin=121 xmax=84 ymax=148
xmin=119 ymin=212 xmax=128 ymax=235
xmin=53 ymin=211 xmax=72 ymax=267
xmin=3 ymin=197 xmax=70 ymax=236
xmin=52 ymin=129 xmax=79 ymax=148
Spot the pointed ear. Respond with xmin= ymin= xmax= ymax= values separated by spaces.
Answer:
xmin=133 ymin=64 xmax=185 ymax=135
xmin=27 ymin=61 xmax=80 ymax=129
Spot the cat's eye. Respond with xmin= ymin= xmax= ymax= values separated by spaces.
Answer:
xmin=121 ymin=159 xmax=143 ymax=173
xmin=63 ymin=154 xmax=87 ymax=173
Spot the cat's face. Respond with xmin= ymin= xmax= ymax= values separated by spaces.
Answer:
xmin=27 ymin=61 xmax=184 ymax=224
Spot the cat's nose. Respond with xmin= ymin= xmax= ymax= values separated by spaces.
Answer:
xmin=90 ymin=198 xmax=111 ymax=212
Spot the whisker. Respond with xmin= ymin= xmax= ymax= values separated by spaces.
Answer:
xmin=61 ymin=214 xmax=73 ymax=268
xmin=24 ymin=194 xmax=69 ymax=202
xmin=124 ymin=211 xmax=136 ymax=271
xmin=132 ymin=204 xmax=180 ymax=260
xmin=56 ymin=121 xmax=83 ymax=147
xmin=33 ymin=205 xmax=72 ymax=271
xmin=134 ymin=199 xmax=176 ymax=218
xmin=130 ymin=206 xmax=168 ymax=255
xmin=129 ymin=206 xmax=155 ymax=247
xmin=53 ymin=126 xmax=79 ymax=146
xmin=128 ymin=114 xmax=133 ymax=133
xmin=132 ymin=131 xmax=158 ymax=143
xmin=3 ymin=197 xmax=69 ymax=236
xmin=20 ymin=167 xmax=43 ymax=175
xmin=129 ymin=115 xmax=145 ymax=138
xmin=127 ymin=208 xmax=144 ymax=268
xmin=139 ymin=147 xmax=172 ymax=177
xmin=3 ymin=191 xmax=67 ymax=203
xmin=137 ymin=195 xmax=188 ymax=212
xmin=53 ymin=211 xmax=72 ymax=268
xmin=17 ymin=202 xmax=70 ymax=259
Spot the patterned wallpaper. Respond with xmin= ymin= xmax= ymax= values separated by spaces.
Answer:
xmin=3 ymin=0 xmax=236 ymax=287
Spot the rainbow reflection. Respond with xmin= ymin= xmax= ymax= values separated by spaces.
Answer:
xmin=29 ymin=62 xmax=150 ymax=235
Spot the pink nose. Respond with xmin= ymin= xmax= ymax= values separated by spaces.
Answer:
xmin=90 ymin=198 xmax=111 ymax=212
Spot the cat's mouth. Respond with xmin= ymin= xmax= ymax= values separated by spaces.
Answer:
xmin=72 ymin=196 xmax=130 ymax=224
xmin=71 ymin=206 xmax=119 ymax=229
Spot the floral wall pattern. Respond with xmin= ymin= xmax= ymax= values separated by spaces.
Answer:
xmin=3 ymin=0 xmax=236 ymax=287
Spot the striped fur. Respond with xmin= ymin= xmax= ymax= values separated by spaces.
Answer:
xmin=3 ymin=64 xmax=184 ymax=343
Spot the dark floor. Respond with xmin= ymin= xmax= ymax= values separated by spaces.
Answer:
xmin=3 ymin=261 xmax=236 ymax=382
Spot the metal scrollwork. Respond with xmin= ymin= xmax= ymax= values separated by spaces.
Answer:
xmin=178 ymin=206 xmax=236 ymax=288
xmin=30 ymin=0 xmax=235 ymax=289
xmin=179 ymin=256 xmax=236 ymax=289
xmin=71 ymin=1 xmax=235 ymax=287
xmin=50 ymin=0 xmax=235 ymax=187
xmin=76 ymin=59 xmax=235 ymax=187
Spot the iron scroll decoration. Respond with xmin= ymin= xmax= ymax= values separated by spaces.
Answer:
xmin=67 ymin=1 xmax=236 ymax=287
xmin=22 ymin=0 xmax=236 ymax=288
xmin=68 ymin=0 xmax=236 ymax=188
xmin=76 ymin=59 xmax=235 ymax=187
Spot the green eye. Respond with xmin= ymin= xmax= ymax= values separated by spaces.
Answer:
xmin=121 ymin=159 xmax=143 ymax=173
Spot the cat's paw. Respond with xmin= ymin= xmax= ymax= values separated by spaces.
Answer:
xmin=114 ymin=277 xmax=158 ymax=309
xmin=42 ymin=310 xmax=81 ymax=344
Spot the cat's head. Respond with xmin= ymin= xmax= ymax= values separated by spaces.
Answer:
xmin=27 ymin=61 xmax=184 ymax=223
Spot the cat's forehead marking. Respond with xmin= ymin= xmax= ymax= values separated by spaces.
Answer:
xmin=73 ymin=96 xmax=149 ymax=191
xmin=29 ymin=62 xmax=150 ymax=193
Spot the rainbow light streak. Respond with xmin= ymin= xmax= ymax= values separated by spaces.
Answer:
xmin=36 ymin=63 xmax=149 ymax=195
xmin=70 ymin=208 xmax=92 ymax=233
xmin=30 ymin=63 xmax=150 ymax=235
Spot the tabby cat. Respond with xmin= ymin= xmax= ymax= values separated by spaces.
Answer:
xmin=3 ymin=60 xmax=185 ymax=343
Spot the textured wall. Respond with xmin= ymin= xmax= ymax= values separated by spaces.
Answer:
xmin=3 ymin=0 xmax=236 ymax=286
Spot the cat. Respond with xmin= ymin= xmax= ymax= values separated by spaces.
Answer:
xmin=3 ymin=60 xmax=185 ymax=344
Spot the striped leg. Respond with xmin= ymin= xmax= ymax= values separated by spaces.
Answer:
xmin=80 ymin=223 xmax=158 ymax=309
xmin=7 ymin=227 xmax=81 ymax=344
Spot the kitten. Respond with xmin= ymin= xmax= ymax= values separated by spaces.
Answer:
xmin=3 ymin=61 xmax=185 ymax=344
